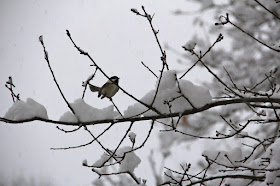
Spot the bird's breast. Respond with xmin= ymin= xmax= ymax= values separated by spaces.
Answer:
xmin=101 ymin=84 xmax=119 ymax=98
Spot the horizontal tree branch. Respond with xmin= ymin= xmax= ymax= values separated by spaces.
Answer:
xmin=185 ymin=174 xmax=265 ymax=186
xmin=1 ymin=97 xmax=280 ymax=126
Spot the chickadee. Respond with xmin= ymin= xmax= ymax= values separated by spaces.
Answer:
xmin=89 ymin=76 xmax=119 ymax=99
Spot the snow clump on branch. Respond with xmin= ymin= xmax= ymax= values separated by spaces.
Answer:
xmin=117 ymin=146 xmax=141 ymax=173
xmin=124 ymin=70 xmax=212 ymax=117
xmin=59 ymin=98 xmax=118 ymax=122
xmin=92 ymin=146 xmax=141 ymax=173
xmin=4 ymin=98 xmax=48 ymax=120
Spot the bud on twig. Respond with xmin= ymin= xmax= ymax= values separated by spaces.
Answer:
xmin=129 ymin=132 xmax=136 ymax=144
xmin=131 ymin=8 xmax=139 ymax=14
xmin=39 ymin=35 xmax=44 ymax=45
xmin=82 ymin=159 xmax=88 ymax=166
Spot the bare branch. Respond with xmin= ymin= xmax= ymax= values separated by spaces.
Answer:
xmin=186 ymin=174 xmax=265 ymax=185
xmin=254 ymin=0 xmax=280 ymax=20
xmin=215 ymin=14 xmax=280 ymax=52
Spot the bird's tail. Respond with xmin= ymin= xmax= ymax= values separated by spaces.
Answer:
xmin=89 ymin=84 xmax=100 ymax=92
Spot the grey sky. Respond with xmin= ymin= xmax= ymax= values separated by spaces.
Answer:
xmin=0 ymin=0 xmax=204 ymax=185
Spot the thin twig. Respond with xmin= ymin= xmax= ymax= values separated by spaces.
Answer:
xmin=216 ymin=14 xmax=280 ymax=52
xmin=132 ymin=6 xmax=171 ymax=111
xmin=5 ymin=76 xmax=20 ymax=103
xmin=175 ymin=74 xmax=196 ymax=109
xmin=56 ymin=125 xmax=82 ymax=133
xmin=110 ymin=98 xmax=123 ymax=118
xmin=39 ymin=36 xmax=77 ymax=116
xmin=254 ymin=0 xmax=280 ymax=20
xmin=140 ymin=6 xmax=169 ymax=70
xmin=51 ymin=123 xmax=115 ymax=150
xmin=141 ymin=61 xmax=158 ymax=78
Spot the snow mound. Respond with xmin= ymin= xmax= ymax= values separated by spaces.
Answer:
xmin=124 ymin=70 xmax=212 ymax=117
xmin=183 ymin=40 xmax=196 ymax=51
xmin=117 ymin=146 xmax=141 ymax=173
xmin=59 ymin=98 xmax=118 ymax=122
xmin=4 ymin=98 xmax=48 ymax=120
xmin=92 ymin=152 xmax=110 ymax=167
xmin=92 ymin=146 xmax=141 ymax=173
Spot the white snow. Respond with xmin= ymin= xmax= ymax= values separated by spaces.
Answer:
xmin=92 ymin=152 xmax=110 ymax=167
xmin=92 ymin=146 xmax=141 ymax=173
xmin=124 ymin=71 xmax=212 ymax=117
xmin=117 ymin=146 xmax=141 ymax=173
xmin=129 ymin=132 xmax=136 ymax=143
xmin=182 ymin=40 xmax=196 ymax=51
xmin=59 ymin=98 xmax=118 ymax=122
xmin=82 ymin=73 xmax=95 ymax=86
xmin=4 ymin=98 xmax=48 ymax=120
xmin=59 ymin=111 xmax=78 ymax=122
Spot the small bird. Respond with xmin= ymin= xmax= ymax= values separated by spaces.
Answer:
xmin=89 ymin=76 xmax=119 ymax=99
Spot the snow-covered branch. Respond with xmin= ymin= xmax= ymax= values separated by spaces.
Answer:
xmin=1 ymin=97 xmax=280 ymax=126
